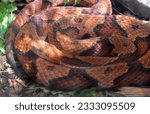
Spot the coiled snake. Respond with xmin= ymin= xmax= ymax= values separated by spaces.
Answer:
xmin=5 ymin=0 xmax=150 ymax=90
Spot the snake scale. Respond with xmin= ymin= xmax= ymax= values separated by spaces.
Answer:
xmin=5 ymin=0 xmax=150 ymax=90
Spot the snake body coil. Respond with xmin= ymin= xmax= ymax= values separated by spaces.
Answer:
xmin=5 ymin=0 xmax=150 ymax=90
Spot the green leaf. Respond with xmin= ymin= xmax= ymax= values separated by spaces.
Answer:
xmin=64 ymin=0 xmax=70 ymax=5
xmin=0 ymin=40 xmax=5 ymax=54
xmin=28 ymin=83 xmax=51 ymax=94
xmin=79 ymin=87 xmax=97 ymax=97
xmin=2 ymin=0 xmax=8 ymax=4
xmin=66 ymin=91 xmax=76 ymax=96
xmin=0 ymin=1 xmax=17 ymax=54
xmin=51 ymin=90 xmax=63 ymax=95
xmin=74 ymin=0 xmax=81 ymax=5
xmin=9 ymin=0 xmax=16 ymax=3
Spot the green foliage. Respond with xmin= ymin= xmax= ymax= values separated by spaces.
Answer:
xmin=64 ymin=0 xmax=81 ymax=5
xmin=74 ymin=0 xmax=81 ymax=5
xmin=0 ymin=0 xmax=17 ymax=54
xmin=78 ymin=87 xmax=97 ymax=97
xmin=64 ymin=0 xmax=70 ymax=5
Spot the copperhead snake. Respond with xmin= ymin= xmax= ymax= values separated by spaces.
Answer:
xmin=5 ymin=0 xmax=150 ymax=90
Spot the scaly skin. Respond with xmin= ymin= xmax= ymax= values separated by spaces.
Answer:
xmin=5 ymin=0 xmax=150 ymax=90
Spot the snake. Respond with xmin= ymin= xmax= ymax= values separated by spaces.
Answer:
xmin=5 ymin=0 xmax=150 ymax=90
